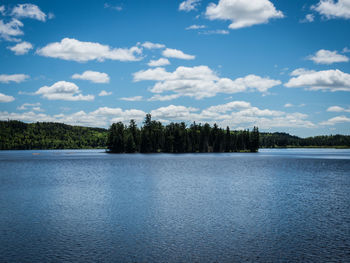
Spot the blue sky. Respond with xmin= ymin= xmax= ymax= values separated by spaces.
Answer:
xmin=0 ymin=0 xmax=350 ymax=137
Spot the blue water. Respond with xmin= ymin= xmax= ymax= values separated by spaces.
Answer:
xmin=0 ymin=149 xmax=349 ymax=262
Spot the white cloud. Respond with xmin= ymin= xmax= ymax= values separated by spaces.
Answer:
xmin=148 ymin=94 xmax=181 ymax=101
xmin=98 ymin=90 xmax=112 ymax=96
xmin=120 ymin=96 xmax=143 ymax=101
xmin=290 ymin=68 xmax=315 ymax=76
xmin=0 ymin=5 xmax=5 ymax=15
xmin=72 ymin=70 xmax=110 ymax=83
xmin=300 ymin=14 xmax=315 ymax=23
xmin=327 ymin=106 xmax=350 ymax=112
xmin=0 ymin=74 xmax=29 ymax=83
xmin=308 ymin=49 xmax=349 ymax=64
xmin=0 ymin=93 xmax=15 ymax=103
xmin=0 ymin=101 xmax=315 ymax=129
xmin=162 ymin=48 xmax=195 ymax=60
xmin=36 ymin=38 xmax=142 ymax=62
xmin=7 ymin=41 xmax=33 ymax=55
xmin=186 ymin=24 xmax=207 ymax=30
xmin=17 ymin=102 xmax=41 ymax=111
xmin=148 ymin=58 xmax=170 ymax=67
xmin=205 ymin=0 xmax=284 ymax=29
xmin=343 ymin=47 xmax=350 ymax=53
xmin=35 ymin=81 xmax=94 ymax=101
xmin=141 ymin=41 xmax=165 ymax=49
xmin=179 ymin=0 xmax=201 ymax=12
xmin=134 ymin=65 xmax=281 ymax=99
xmin=151 ymin=105 xmax=199 ymax=119
xmin=104 ymin=3 xmax=122 ymax=11
xmin=149 ymin=101 xmax=314 ymax=129
xmin=12 ymin=4 xmax=46 ymax=22
xmin=320 ymin=115 xmax=350 ymax=125
xmin=200 ymin=29 xmax=229 ymax=35
xmin=285 ymin=69 xmax=350 ymax=92
xmin=284 ymin=103 xmax=306 ymax=108
xmin=312 ymin=0 xmax=350 ymax=19
xmin=204 ymin=101 xmax=252 ymax=113
xmin=0 ymin=19 xmax=23 ymax=41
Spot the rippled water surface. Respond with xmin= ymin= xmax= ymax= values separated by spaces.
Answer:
xmin=0 ymin=149 xmax=349 ymax=262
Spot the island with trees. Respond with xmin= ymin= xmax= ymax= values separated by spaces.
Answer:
xmin=107 ymin=114 xmax=259 ymax=153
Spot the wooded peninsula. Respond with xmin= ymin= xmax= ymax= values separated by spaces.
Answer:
xmin=1 ymin=116 xmax=349 ymax=151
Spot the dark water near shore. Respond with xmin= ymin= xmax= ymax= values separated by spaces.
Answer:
xmin=0 ymin=149 xmax=349 ymax=262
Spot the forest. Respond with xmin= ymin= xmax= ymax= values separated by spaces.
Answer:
xmin=107 ymin=114 xmax=259 ymax=153
xmin=1 ymin=119 xmax=349 ymax=150
xmin=260 ymin=132 xmax=350 ymax=148
xmin=0 ymin=120 xmax=107 ymax=150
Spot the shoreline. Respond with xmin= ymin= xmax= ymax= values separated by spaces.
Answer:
xmin=1 ymin=146 xmax=350 ymax=151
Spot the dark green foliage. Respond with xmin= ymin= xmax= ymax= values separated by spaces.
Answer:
xmin=260 ymin=132 xmax=350 ymax=148
xmin=0 ymin=120 xmax=107 ymax=150
xmin=107 ymin=114 xmax=260 ymax=153
xmin=2 ymin=119 xmax=347 ymax=151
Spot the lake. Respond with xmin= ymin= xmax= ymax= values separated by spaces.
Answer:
xmin=0 ymin=149 xmax=349 ymax=262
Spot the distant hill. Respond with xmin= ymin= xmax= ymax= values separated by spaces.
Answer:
xmin=0 ymin=120 xmax=108 ymax=150
xmin=260 ymin=132 xmax=350 ymax=148
xmin=1 ymin=120 xmax=349 ymax=150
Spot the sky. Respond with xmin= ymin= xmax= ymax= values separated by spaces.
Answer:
xmin=0 ymin=0 xmax=350 ymax=137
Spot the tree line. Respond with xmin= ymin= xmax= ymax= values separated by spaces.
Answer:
xmin=260 ymin=132 xmax=350 ymax=148
xmin=1 ymin=120 xmax=349 ymax=151
xmin=107 ymin=114 xmax=259 ymax=153
xmin=0 ymin=120 xmax=107 ymax=150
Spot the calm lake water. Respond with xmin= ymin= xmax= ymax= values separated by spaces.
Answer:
xmin=0 ymin=149 xmax=349 ymax=262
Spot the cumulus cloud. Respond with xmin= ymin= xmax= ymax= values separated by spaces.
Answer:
xmin=0 ymin=93 xmax=15 ymax=103
xmin=11 ymin=4 xmax=46 ymax=21
xmin=36 ymin=38 xmax=142 ymax=62
xmin=134 ymin=65 xmax=281 ymax=99
xmin=120 ymin=96 xmax=143 ymax=101
xmin=205 ymin=0 xmax=284 ymax=29
xmin=151 ymin=105 xmax=199 ymax=119
xmin=179 ymin=0 xmax=201 ymax=12
xmin=0 ymin=100 xmax=315 ymax=129
xmin=162 ymin=48 xmax=195 ymax=60
xmin=327 ymin=106 xmax=350 ymax=112
xmin=290 ymin=68 xmax=315 ymax=76
xmin=186 ymin=24 xmax=207 ymax=30
xmin=300 ymin=14 xmax=315 ymax=23
xmin=72 ymin=70 xmax=110 ymax=83
xmin=308 ymin=49 xmax=349 ymax=64
xmin=147 ymin=58 xmax=170 ymax=67
xmin=200 ymin=29 xmax=229 ymax=35
xmin=0 ymin=74 xmax=29 ymax=83
xmin=0 ymin=19 xmax=23 ymax=41
xmin=17 ymin=102 xmax=42 ymax=111
xmin=0 ymin=107 xmax=147 ymax=127
xmin=7 ymin=41 xmax=33 ymax=55
xmin=312 ymin=0 xmax=350 ymax=19
xmin=285 ymin=69 xmax=350 ymax=92
xmin=98 ymin=90 xmax=112 ymax=96
xmin=35 ymin=81 xmax=94 ymax=101
xmin=284 ymin=103 xmax=306 ymax=108
xmin=150 ymin=101 xmax=314 ymax=129
xmin=104 ymin=3 xmax=122 ymax=11
xmin=148 ymin=94 xmax=181 ymax=101
xmin=141 ymin=41 xmax=165 ymax=49
xmin=320 ymin=115 xmax=350 ymax=125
